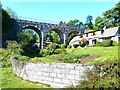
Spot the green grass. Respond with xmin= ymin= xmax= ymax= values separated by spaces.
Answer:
xmin=1 ymin=68 xmax=52 ymax=88
xmin=29 ymin=46 xmax=118 ymax=64
xmin=66 ymin=46 xmax=118 ymax=64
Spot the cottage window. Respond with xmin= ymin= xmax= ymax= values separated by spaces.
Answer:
xmin=80 ymin=35 xmax=83 ymax=38
xmin=86 ymin=34 xmax=88 ymax=37
xmin=92 ymin=32 xmax=96 ymax=36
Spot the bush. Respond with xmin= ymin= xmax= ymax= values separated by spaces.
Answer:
xmin=113 ymin=42 xmax=119 ymax=46
xmin=94 ymin=41 xmax=102 ymax=47
xmin=63 ymin=54 xmax=90 ymax=63
xmin=54 ymin=43 xmax=61 ymax=49
xmin=61 ymin=44 xmax=67 ymax=48
xmin=6 ymin=40 xmax=23 ymax=55
xmin=1 ymin=49 xmax=12 ymax=68
xmin=67 ymin=45 xmax=72 ymax=48
xmin=79 ymin=43 xmax=86 ymax=47
xmin=77 ymin=60 xmax=120 ymax=89
xmin=102 ymin=40 xmax=113 ymax=47
xmin=47 ymin=43 xmax=57 ymax=50
xmin=73 ymin=44 xmax=79 ymax=48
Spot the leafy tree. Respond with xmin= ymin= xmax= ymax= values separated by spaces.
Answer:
xmin=94 ymin=1 xmax=120 ymax=30
xmin=6 ymin=7 xmax=18 ymax=19
xmin=65 ymin=19 xmax=79 ymax=27
xmin=2 ymin=8 xmax=14 ymax=33
xmin=94 ymin=16 xmax=104 ymax=31
xmin=18 ymin=29 xmax=38 ymax=48
xmin=84 ymin=15 xmax=93 ymax=29
xmin=46 ymin=30 xmax=60 ymax=44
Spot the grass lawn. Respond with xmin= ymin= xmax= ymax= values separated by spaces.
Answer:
xmin=1 ymin=68 xmax=52 ymax=88
xmin=66 ymin=46 xmax=118 ymax=64
xmin=35 ymin=46 xmax=118 ymax=64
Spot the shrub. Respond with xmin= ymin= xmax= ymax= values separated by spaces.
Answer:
xmin=61 ymin=44 xmax=67 ymax=48
xmin=77 ymin=60 xmax=120 ymax=89
xmin=6 ymin=40 xmax=23 ymax=55
xmin=47 ymin=43 xmax=57 ymax=50
xmin=1 ymin=49 xmax=12 ymax=68
xmin=54 ymin=43 xmax=61 ymax=49
xmin=73 ymin=44 xmax=79 ymax=48
xmin=94 ymin=41 xmax=102 ymax=46
xmin=113 ymin=41 xmax=119 ymax=46
xmin=63 ymin=54 xmax=90 ymax=63
xmin=101 ymin=40 xmax=113 ymax=47
xmin=67 ymin=45 xmax=72 ymax=48
xmin=79 ymin=43 xmax=86 ymax=47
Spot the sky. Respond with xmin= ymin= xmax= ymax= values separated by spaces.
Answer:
xmin=1 ymin=0 xmax=120 ymax=24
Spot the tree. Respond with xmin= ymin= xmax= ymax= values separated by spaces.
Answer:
xmin=46 ymin=30 xmax=60 ymax=44
xmin=18 ymin=29 xmax=38 ymax=48
xmin=94 ymin=16 xmax=104 ymax=31
xmin=84 ymin=15 xmax=93 ymax=29
xmin=65 ymin=19 xmax=79 ymax=27
xmin=2 ymin=8 xmax=14 ymax=33
xmin=94 ymin=1 xmax=120 ymax=30
xmin=6 ymin=7 xmax=18 ymax=19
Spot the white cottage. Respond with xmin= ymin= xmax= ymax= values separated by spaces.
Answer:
xmin=69 ymin=26 xmax=120 ymax=47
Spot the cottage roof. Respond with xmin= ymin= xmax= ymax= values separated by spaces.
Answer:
xmin=101 ymin=27 xmax=119 ymax=38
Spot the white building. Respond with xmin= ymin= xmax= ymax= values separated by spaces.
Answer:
xmin=69 ymin=26 xmax=120 ymax=47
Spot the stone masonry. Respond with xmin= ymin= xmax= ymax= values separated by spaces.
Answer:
xmin=10 ymin=57 xmax=94 ymax=88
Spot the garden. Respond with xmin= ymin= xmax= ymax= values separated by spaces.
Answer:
xmin=0 ymin=40 xmax=119 ymax=89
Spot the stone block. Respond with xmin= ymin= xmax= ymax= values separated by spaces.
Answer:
xmin=50 ymin=73 xmax=57 ymax=77
xmin=70 ymin=70 xmax=80 ymax=75
xmin=54 ymin=78 xmax=61 ymax=83
xmin=61 ymin=69 xmax=70 ymax=74
xmin=36 ymin=71 xmax=42 ymax=76
xmin=46 ymin=77 xmax=54 ymax=82
xmin=41 ymin=67 xmax=48 ymax=72
xmin=57 ymin=73 xmax=66 ymax=78
xmin=61 ymin=79 xmax=71 ymax=84
xmin=57 ymin=64 xmax=65 ymax=69
xmin=66 ymin=74 xmax=74 ymax=79
xmin=66 ymin=64 xmax=75 ymax=69
xmin=42 ymin=72 xmax=49 ymax=77
xmin=54 ymin=68 xmax=62 ymax=74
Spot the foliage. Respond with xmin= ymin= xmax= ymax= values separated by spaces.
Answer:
xmin=6 ymin=7 xmax=18 ymax=19
xmin=77 ymin=60 xmax=120 ymax=89
xmin=18 ymin=30 xmax=38 ymax=48
xmin=94 ymin=2 xmax=120 ymax=30
xmin=6 ymin=40 xmax=23 ymax=55
xmin=67 ymin=45 xmax=72 ymax=48
xmin=73 ymin=44 xmax=79 ymax=48
xmin=94 ymin=41 xmax=102 ymax=46
xmin=2 ymin=8 xmax=14 ymax=33
xmin=79 ymin=43 xmax=86 ymax=47
xmin=0 ymin=48 xmax=12 ymax=68
xmin=63 ymin=54 xmax=90 ymax=63
xmin=40 ymin=49 xmax=61 ymax=57
xmin=101 ymin=40 xmax=113 ymax=47
xmin=0 ymin=40 xmax=29 ymax=68
xmin=61 ymin=44 xmax=67 ymax=48
xmin=67 ymin=32 xmax=78 ymax=44
xmin=84 ymin=15 xmax=93 ymax=29
xmin=46 ymin=30 xmax=60 ymax=44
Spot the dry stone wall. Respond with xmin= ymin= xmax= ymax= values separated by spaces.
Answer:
xmin=10 ymin=57 xmax=94 ymax=88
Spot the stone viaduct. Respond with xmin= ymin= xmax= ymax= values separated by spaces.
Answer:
xmin=14 ymin=19 xmax=85 ymax=49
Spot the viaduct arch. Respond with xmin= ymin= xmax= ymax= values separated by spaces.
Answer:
xmin=15 ymin=19 xmax=85 ymax=49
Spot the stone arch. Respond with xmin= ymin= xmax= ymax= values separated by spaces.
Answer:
xmin=46 ymin=28 xmax=64 ymax=44
xmin=67 ymin=30 xmax=79 ymax=44
xmin=17 ymin=25 xmax=42 ymax=49
xmin=67 ymin=30 xmax=79 ymax=37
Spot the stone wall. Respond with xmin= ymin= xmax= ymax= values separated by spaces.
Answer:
xmin=10 ymin=57 xmax=94 ymax=88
